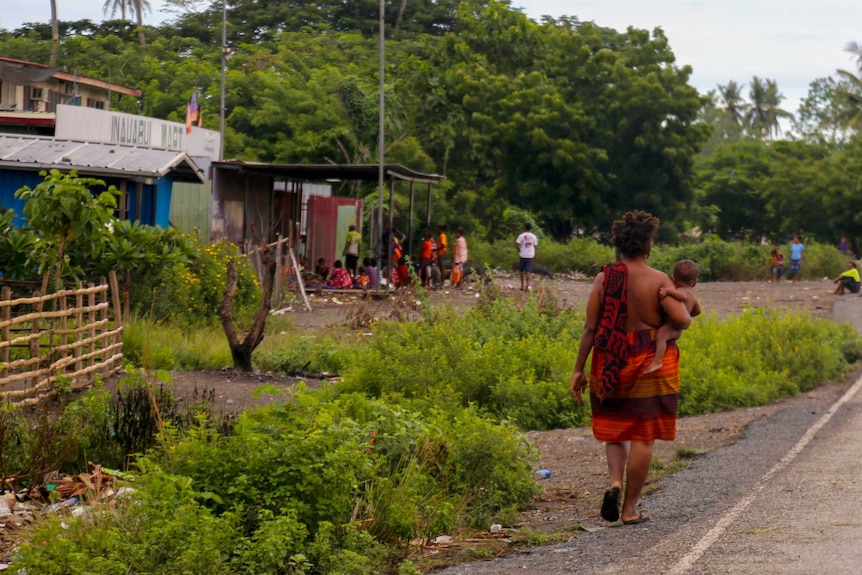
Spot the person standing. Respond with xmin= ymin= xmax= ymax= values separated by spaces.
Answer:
xmin=436 ymin=225 xmax=448 ymax=284
xmin=452 ymin=227 xmax=468 ymax=288
xmin=839 ymin=234 xmax=849 ymax=256
xmin=570 ymin=210 xmax=691 ymax=525
xmin=342 ymin=224 xmax=361 ymax=277
xmin=789 ymin=236 xmax=804 ymax=283
xmin=515 ymin=222 xmax=538 ymax=291
xmin=419 ymin=229 xmax=435 ymax=288
xmin=768 ymin=245 xmax=784 ymax=283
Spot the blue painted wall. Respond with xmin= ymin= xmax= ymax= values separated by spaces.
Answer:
xmin=1 ymin=170 xmax=174 ymax=229
xmin=0 ymin=170 xmax=44 ymax=222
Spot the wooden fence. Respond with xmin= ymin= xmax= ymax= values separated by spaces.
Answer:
xmin=0 ymin=274 xmax=124 ymax=407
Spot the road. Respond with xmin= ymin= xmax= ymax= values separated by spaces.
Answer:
xmin=434 ymin=297 xmax=862 ymax=574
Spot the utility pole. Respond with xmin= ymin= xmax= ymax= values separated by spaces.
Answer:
xmin=377 ymin=0 xmax=386 ymax=288
xmin=219 ymin=0 xmax=228 ymax=160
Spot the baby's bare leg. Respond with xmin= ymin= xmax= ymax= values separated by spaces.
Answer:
xmin=645 ymin=324 xmax=683 ymax=374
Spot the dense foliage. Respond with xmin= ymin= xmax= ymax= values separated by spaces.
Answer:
xmin=5 ymin=3 xmax=862 ymax=250
xmin=3 ymin=171 xmax=260 ymax=326
xmin=5 ymin=284 xmax=861 ymax=572
xmin=1 ymin=1 xmax=709 ymax=243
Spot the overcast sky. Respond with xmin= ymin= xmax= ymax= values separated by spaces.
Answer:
xmin=4 ymin=0 xmax=861 ymax=114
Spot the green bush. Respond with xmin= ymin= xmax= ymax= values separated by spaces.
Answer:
xmin=337 ymin=289 xmax=588 ymax=430
xmin=36 ymin=391 xmax=534 ymax=574
xmin=679 ymin=309 xmax=860 ymax=415
xmin=132 ymin=238 xmax=261 ymax=327
xmin=14 ymin=471 xmax=240 ymax=575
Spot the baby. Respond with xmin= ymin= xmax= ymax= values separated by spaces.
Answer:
xmin=645 ymin=259 xmax=702 ymax=375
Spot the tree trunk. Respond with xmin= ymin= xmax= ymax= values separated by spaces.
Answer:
xmin=220 ymin=248 xmax=276 ymax=372
xmin=49 ymin=0 xmax=59 ymax=66
xmin=134 ymin=0 xmax=146 ymax=46
xmin=396 ymin=0 xmax=408 ymax=29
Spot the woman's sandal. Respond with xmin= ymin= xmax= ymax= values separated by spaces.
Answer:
xmin=621 ymin=509 xmax=650 ymax=525
xmin=600 ymin=486 xmax=621 ymax=522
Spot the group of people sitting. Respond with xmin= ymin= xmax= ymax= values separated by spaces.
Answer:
xmin=314 ymin=257 xmax=379 ymax=290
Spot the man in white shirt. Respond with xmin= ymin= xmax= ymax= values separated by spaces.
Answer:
xmin=515 ymin=222 xmax=538 ymax=291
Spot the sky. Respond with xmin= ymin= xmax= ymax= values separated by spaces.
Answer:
xmin=4 ymin=0 xmax=862 ymax=116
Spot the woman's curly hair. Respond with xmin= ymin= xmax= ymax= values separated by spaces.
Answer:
xmin=610 ymin=210 xmax=660 ymax=258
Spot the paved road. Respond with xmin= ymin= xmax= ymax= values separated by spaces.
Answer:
xmin=434 ymin=297 xmax=862 ymax=574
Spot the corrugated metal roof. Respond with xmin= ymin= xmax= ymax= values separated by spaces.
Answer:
xmin=0 ymin=134 xmax=205 ymax=183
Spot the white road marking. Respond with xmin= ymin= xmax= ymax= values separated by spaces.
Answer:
xmin=668 ymin=374 xmax=862 ymax=575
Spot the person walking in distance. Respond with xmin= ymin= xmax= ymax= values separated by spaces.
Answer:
xmin=515 ymin=222 xmax=538 ymax=291
xmin=571 ymin=210 xmax=691 ymax=525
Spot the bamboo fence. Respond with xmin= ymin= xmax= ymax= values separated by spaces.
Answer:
xmin=0 ymin=273 xmax=123 ymax=407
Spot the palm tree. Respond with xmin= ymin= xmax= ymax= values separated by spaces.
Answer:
xmin=717 ymin=80 xmax=748 ymax=126
xmin=102 ymin=0 xmax=132 ymax=20
xmin=835 ymin=41 xmax=862 ymax=131
xmin=745 ymin=77 xmax=793 ymax=139
xmin=49 ymin=0 xmax=58 ymax=66
xmin=131 ymin=0 xmax=151 ymax=46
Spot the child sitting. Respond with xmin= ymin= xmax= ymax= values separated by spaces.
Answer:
xmin=645 ymin=259 xmax=702 ymax=375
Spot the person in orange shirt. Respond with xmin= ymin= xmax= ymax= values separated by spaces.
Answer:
xmin=420 ymin=229 xmax=435 ymax=288
xmin=436 ymin=225 xmax=448 ymax=284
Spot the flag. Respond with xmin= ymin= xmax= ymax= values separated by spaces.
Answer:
xmin=186 ymin=89 xmax=199 ymax=134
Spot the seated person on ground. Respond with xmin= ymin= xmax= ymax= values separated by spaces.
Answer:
xmin=832 ymin=261 xmax=861 ymax=295
xmin=645 ymin=259 xmax=702 ymax=375
xmin=325 ymin=260 xmax=354 ymax=289
xmin=314 ymin=258 xmax=330 ymax=282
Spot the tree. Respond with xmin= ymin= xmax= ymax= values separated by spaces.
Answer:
xmin=745 ymin=77 xmax=793 ymax=139
xmin=49 ymin=0 xmax=58 ymax=66
xmin=220 ymin=247 xmax=275 ymax=372
xmin=15 ymin=170 xmax=119 ymax=287
xmin=793 ymin=77 xmax=853 ymax=144
xmin=833 ymin=41 xmax=862 ymax=132
xmin=131 ymin=0 xmax=151 ymax=46
xmin=102 ymin=0 xmax=133 ymax=20
xmin=717 ymin=80 xmax=748 ymax=126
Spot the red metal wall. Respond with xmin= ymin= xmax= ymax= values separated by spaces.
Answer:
xmin=306 ymin=196 xmax=362 ymax=271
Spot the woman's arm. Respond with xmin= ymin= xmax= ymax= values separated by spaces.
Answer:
xmin=660 ymin=275 xmax=692 ymax=330
xmin=571 ymin=273 xmax=604 ymax=403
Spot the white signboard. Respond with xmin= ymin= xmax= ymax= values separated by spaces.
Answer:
xmin=54 ymin=104 xmax=221 ymax=161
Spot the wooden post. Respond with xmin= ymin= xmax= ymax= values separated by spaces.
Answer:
xmin=407 ymin=180 xmax=415 ymax=257
xmin=75 ymin=286 xmax=84 ymax=374
xmin=387 ymin=175 xmax=396 ymax=289
xmin=289 ymin=247 xmax=312 ymax=312
xmin=29 ymin=291 xmax=43 ymax=389
xmin=273 ymin=234 xmax=284 ymax=307
xmin=100 ymin=280 xmax=110 ymax=384
xmin=109 ymin=271 xmax=122 ymax=326
xmin=1 ymin=287 xmax=10 ymax=379
xmin=59 ymin=286 xmax=68 ymax=380
xmin=426 ymin=182 xmax=433 ymax=228
xmin=88 ymin=283 xmax=97 ymax=369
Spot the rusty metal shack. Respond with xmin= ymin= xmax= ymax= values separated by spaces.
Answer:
xmin=210 ymin=161 xmax=444 ymax=269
